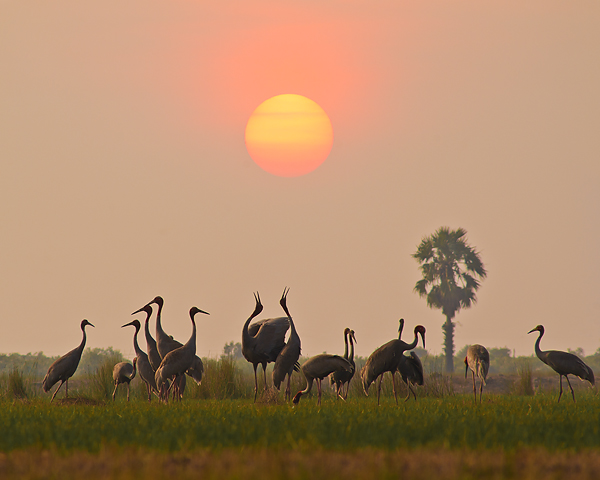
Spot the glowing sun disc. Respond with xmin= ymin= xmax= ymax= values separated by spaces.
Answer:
xmin=245 ymin=94 xmax=334 ymax=177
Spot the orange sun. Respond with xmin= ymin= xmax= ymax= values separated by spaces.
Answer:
xmin=245 ymin=94 xmax=334 ymax=177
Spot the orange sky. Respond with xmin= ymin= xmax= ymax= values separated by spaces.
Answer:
xmin=1 ymin=1 xmax=599 ymax=362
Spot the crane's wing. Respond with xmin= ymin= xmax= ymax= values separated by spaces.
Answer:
xmin=249 ymin=316 xmax=290 ymax=360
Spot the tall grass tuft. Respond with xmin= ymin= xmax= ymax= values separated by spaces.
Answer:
xmin=90 ymin=354 xmax=123 ymax=400
xmin=7 ymin=368 xmax=28 ymax=400
xmin=512 ymin=363 xmax=534 ymax=396
xmin=423 ymin=372 xmax=454 ymax=397
xmin=192 ymin=357 xmax=252 ymax=399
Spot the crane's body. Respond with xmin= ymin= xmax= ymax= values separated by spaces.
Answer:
xmin=122 ymin=319 xmax=158 ymax=401
xmin=464 ymin=344 xmax=489 ymax=403
xmin=272 ymin=288 xmax=301 ymax=401
xmin=112 ymin=358 xmax=137 ymax=401
xmin=529 ymin=325 xmax=594 ymax=402
xmin=361 ymin=320 xmax=426 ymax=405
xmin=293 ymin=354 xmax=353 ymax=405
xmin=133 ymin=296 xmax=205 ymax=388
xmin=242 ymin=292 xmax=290 ymax=401
xmin=155 ymin=306 xmax=209 ymax=402
xmin=330 ymin=328 xmax=357 ymax=399
xmin=398 ymin=351 xmax=424 ymax=401
xmin=42 ymin=319 xmax=94 ymax=402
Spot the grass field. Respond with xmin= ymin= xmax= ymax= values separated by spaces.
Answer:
xmin=0 ymin=393 xmax=599 ymax=479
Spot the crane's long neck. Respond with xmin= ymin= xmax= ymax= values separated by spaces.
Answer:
xmin=405 ymin=331 xmax=419 ymax=351
xmin=184 ymin=313 xmax=197 ymax=356
xmin=144 ymin=314 xmax=157 ymax=351
xmin=155 ymin=301 xmax=166 ymax=339
xmin=242 ymin=311 xmax=260 ymax=344
xmin=343 ymin=330 xmax=349 ymax=359
xmin=132 ymin=325 xmax=143 ymax=356
xmin=349 ymin=335 xmax=354 ymax=363
xmin=534 ymin=330 xmax=545 ymax=360
xmin=77 ymin=324 xmax=88 ymax=357
xmin=129 ymin=360 xmax=137 ymax=380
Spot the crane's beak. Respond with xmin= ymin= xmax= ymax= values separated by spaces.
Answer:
xmin=527 ymin=327 xmax=537 ymax=334
xmin=121 ymin=321 xmax=136 ymax=328
xmin=131 ymin=305 xmax=147 ymax=315
xmin=351 ymin=332 xmax=357 ymax=344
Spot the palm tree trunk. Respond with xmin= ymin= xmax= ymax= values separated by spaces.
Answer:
xmin=443 ymin=315 xmax=455 ymax=373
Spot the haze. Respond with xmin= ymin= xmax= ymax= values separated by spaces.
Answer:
xmin=1 ymin=1 xmax=598 ymax=362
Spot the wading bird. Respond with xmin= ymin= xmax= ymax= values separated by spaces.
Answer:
xmin=155 ymin=306 xmax=209 ymax=402
xmin=112 ymin=358 xmax=137 ymax=401
xmin=133 ymin=296 xmax=204 ymax=386
xmin=361 ymin=319 xmax=426 ymax=405
xmin=464 ymin=344 xmax=489 ymax=403
xmin=528 ymin=325 xmax=594 ymax=402
xmin=398 ymin=351 xmax=424 ymax=401
xmin=272 ymin=287 xmax=302 ymax=401
xmin=330 ymin=328 xmax=357 ymax=399
xmin=42 ymin=319 xmax=94 ymax=402
xmin=242 ymin=292 xmax=290 ymax=401
xmin=292 ymin=354 xmax=353 ymax=406
xmin=122 ymin=319 xmax=158 ymax=401
xmin=132 ymin=304 xmax=161 ymax=372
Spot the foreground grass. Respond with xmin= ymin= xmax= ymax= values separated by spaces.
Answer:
xmin=2 ymin=394 xmax=599 ymax=453
xmin=2 ymin=447 xmax=600 ymax=480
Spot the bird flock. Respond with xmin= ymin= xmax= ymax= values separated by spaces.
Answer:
xmin=41 ymin=291 xmax=596 ymax=404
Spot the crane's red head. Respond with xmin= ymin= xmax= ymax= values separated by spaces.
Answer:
xmin=528 ymin=325 xmax=544 ymax=335
xmin=414 ymin=325 xmax=426 ymax=348
xmin=292 ymin=391 xmax=302 ymax=404
xmin=122 ymin=319 xmax=141 ymax=331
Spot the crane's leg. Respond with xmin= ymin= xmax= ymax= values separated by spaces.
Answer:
xmin=472 ymin=371 xmax=477 ymax=403
xmin=262 ymin=363 xmax=268 ymax=393
xmin=479 ymin=379 xmax=484 ymax=403
xmin=565 ymin=375 xmax=576 ymax=402
xmin=285 ymin=374 xmax=291 ymax=402
xmin=112 ymin=383 xmax=118 ymax=401
xmin=558 ymin=375 xmax=563 ymax=403
xmin=65 ymin=379 xmax=69 ymax=399
xmin=50 ymin=380 xmax=66 ymax=403
xmin=410 ymin=383 xmax=417 ymax=401
xmin=126 ymin=383 xmax=130 ymax=402
xmin=253 ymin=364 xmax=259 ymax=402
xmin=317 ymin=379 xmax=322 ymax=406
xmin=146 ymin=382 xmax=152 ymax=402
xmin=391 ymin=372 xmax=398 ymax=405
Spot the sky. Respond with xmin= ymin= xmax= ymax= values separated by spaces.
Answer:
xmin=1 ymin=1 xmax=599 ymax=363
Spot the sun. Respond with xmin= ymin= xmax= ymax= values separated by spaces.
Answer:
xmin=245 ymin=94 xmax=334 ymax=177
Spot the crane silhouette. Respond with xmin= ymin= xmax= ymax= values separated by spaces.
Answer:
xmin=242 ymin=292 xmax=290 ymax=402
xmin=464 ymin=344 xmax=489 ymax=403
xmin=272 ymin=287 xmax=302 ymax=401
xmin=292 ymin=354 xmax=353 ymax=405
xmin=42 ymin=319 xmax=94 ymax=402
xmin=396 ymin=319 xmax=424 ymax=401
xmin=121 ymin=319 xmax=158 ymax=401
xmin=361 ymin=319 xmax=426 ymax=405
xmin=528 ymin=325 xmax=595 ymax=402
xmin=155 ymin=306 xmax=209 ymax=402
xmin=398 ymin=351 xmax=424 ymax=401
xmin=133 ymin=296 xmax=204 ymax=388
xmin=112 ymin=357 xmax=137 ymax=401
xmin=330 ymin=328 xmax=357 ymax=399
xmin=131 ymin=304 xmax=161 ymax=372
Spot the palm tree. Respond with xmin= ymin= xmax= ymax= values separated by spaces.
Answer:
xmin=413 ymin=227 xmax=486 ymax=373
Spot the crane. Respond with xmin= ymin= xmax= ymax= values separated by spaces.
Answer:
xmin=330 ymin=328 xmax=357 ymax=399
xmin=155 ymin=306 xmax=209 ymax=402
xmin=121 ymin=319 xmax=158 ymax=401
xmin=464 ymin=344 xmax=489 ymax=403
xmin=361 ymin=319 xmax=426 ymax=405
xmin=42 ymin=319 xmax=94 ymax=402
xmin=396 ymin=319 xmax=424 ymax=401
xmin=272 ymin=287 xmax=302 ymax=401
xmin=133 ymin=296 xmax=204 ymax=387
xmin=131 ymin=304 xmax=161 ymax=372
xmin=398 ymin=351 xmax=424 ymax=401
xmin=112 ymin=358 xmax=137 ymax=401
xmin=528 ymin=325 xmax=595 ymax=402
xmin=242 ymin=292 xmax=290 ymax=402
xmin=292 ymin=354 xmax=353 ymax=405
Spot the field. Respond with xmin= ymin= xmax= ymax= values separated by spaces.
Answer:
xmin=0 ymin=357 xmax=598 ymax=479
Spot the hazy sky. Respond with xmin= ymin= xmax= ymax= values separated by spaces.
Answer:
xmin=2 ymin=1 xmax=599 ymax=363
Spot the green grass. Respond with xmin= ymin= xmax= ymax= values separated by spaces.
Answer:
xmin=1 ymin=394 xmax=599 ymax=453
